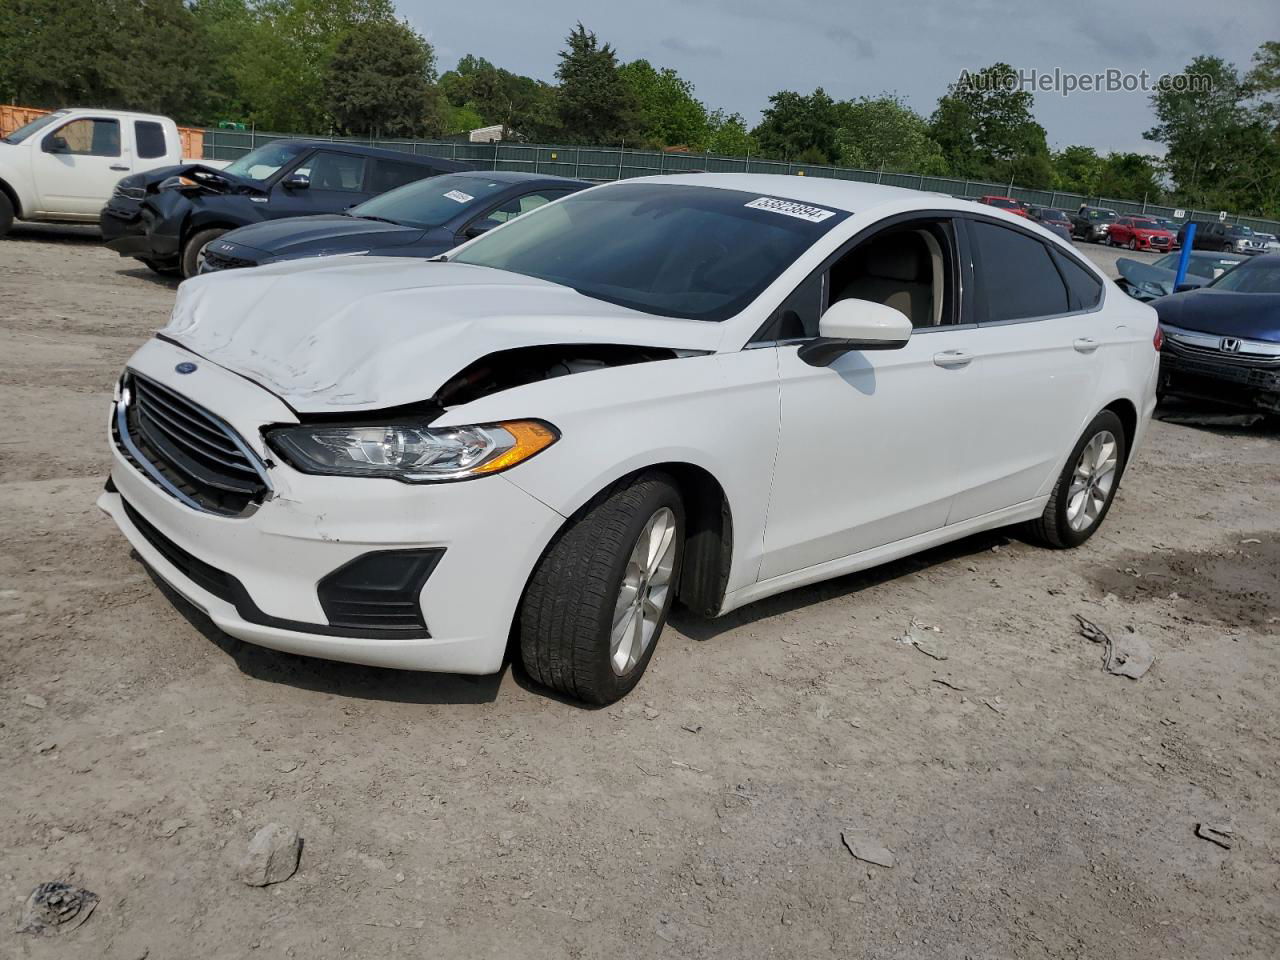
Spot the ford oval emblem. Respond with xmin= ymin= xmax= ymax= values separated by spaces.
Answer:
xmin=175 ymin=362 xmax=197 ymax=375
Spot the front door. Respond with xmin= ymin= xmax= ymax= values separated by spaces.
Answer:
xmin=32 ymin=117 xmax=131 ymax=217
xmin=268 ymin=150 xmax=372 ymax=220
xmin=760 ymin=216 xmax=981 ymax=580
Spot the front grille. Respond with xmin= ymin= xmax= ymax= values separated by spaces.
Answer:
xmin=201 ymin=249 xmax=256 ymax=272
xmin=1164 ymin=337 xmax=1280 ymax=367
xmin=114 ymin=372 xmax=270 ymax=516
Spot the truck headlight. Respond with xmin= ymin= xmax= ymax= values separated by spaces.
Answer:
xmin=266 ymin=419 xmax=558 ymax=482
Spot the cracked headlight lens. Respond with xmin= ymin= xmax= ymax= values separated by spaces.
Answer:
xmin=266 ymin=419 xmax=558 ymax=482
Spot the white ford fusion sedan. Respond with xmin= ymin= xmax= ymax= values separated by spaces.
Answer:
xmin=99 ymin=174 xmax=1159 ymax=703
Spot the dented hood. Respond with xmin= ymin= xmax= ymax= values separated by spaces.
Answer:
xmin=161 ymin=257 xmax=723 ymax=411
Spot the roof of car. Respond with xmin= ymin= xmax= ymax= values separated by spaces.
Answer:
xmin=618 ymin=173 xmax=963 ymax=215
xmin=270 ymin=139 xmax=473 ymax=169
xmin=445 ymin=170 xmax=589 ymax=186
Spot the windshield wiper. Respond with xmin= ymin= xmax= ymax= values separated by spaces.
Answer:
xmin=353 ymin=214 xmax=401 ymax=225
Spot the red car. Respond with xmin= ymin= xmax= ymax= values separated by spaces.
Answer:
xmin=1106 ymin=216 xmax=1177 ymax=252
xmin=976 ymin=195 xmax=1030 ymax=217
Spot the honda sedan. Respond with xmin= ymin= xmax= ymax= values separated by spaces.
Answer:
xmin=99 ymin=175 xmax=1160 ymax=704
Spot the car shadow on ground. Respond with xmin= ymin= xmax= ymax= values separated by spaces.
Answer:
xmin=116 ymin=265 xmax=181 ymax=289
xmin=1155 ymin=400 xmax=1279 ymax=437
xmin=672 ymin=527 xmax=1012 ymax=643
xmin=141 ymin=561 xmax=506 ymax=706
xmin=7 ymin=222 xmax=102 ymax=244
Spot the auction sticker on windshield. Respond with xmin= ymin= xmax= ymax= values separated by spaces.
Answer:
xmin=444 ymin=190 xmax=474 ymax=203
xmin=744 ymin=197 xmax=837 ymax=223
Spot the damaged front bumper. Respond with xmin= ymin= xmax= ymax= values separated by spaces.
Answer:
xmin=100 ymin=191 xmax=189 ymax=263
xmin=1159 ymin=326 xmax=1280 ymax=413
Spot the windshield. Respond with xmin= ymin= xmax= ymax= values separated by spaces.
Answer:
xmin=1154 ymin=253 xmax=1242 ymax=280
xmin=1090 ymin=210 xmax=1118 ymax=221
xmin=1041 ymin=209 xmax=1068 ymax=222
xmin=1226 ymin=225 xmax=1254 ymax=236
xmin=222 ymin=142 xmax=309 ymax=182
xmin=986 ymin=198 xmax=1020 ymax=208
xmin=1208 ymin=258 xmax=1280 ymax=293
xmin=351 ymin=174 xmax=516 ymax=229
xmin=451 ymin=183 xmax=848 ymax=322
xmin=2 ymin=111 xmax=68 ymax=144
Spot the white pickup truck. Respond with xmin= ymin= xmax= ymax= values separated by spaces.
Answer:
xmin=0 ymin=108 xmax=209 ymax=236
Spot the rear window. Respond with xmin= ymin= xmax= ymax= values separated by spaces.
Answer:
xmin=1052 ymin=251 xmax=1103 ymax=310
xmin=135 ymin=120 xmax=167 ymax=159
xmin=968 ymin=220 xmax=1069 ymax=322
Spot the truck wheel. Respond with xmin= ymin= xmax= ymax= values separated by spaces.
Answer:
xmin=142 ymin=258 xmax=178 ymax=276
xmin=0 ymin=191 xmax=13 ymax=237
xmin=519 ymin=471 xmax=684 ymax=705
xmin=180 ymin=228 xmax=226 ymax=278
xmin=1026 ymin=410 xmax=1127 ymax=549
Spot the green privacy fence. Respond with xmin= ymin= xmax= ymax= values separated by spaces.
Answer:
xmin=201 ymin=128 xmax=1280 ymax=236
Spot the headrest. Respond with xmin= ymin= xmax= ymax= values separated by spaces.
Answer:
xmin=862 ymin=234 xmax=925 ymax=282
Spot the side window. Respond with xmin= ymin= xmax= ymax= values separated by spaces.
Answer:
xmin=967 ymin=220 xmax=1069 ymax=323
xmin=758 ymin=217 xmax=959 ymax=341
xmin=134 ymin=121 xmax=167 ymax=159
xmin=1052 ymin=251 xmax=1103 ymax=311
xmin=49 ymin=118 xmax=120 ymax=157
xmin=368 ymin=159 xmax=433 ymax=194
xmin=484 ymin=190 xmax=572 ymax=225
xmin=292 ymin=151 xmax=367 ymax=192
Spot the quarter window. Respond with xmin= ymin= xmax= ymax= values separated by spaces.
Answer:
xmin=1052 ymin=250 xmax=1103 ymax=310
xmin=368 ymin=159 xmax=433 ymax=193
xmin=485 ymin=189 xmax=573 ymax=224
xmin=135 ymin=121 xmax=167 ymax=159
xmin=48 ymin=118 xmax=120 ymax=157
xmin=968 ymin=220 xmax=1069 ymax=322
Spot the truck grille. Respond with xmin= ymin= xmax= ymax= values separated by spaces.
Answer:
xmin=113 ymin=372 xmax=271 ymax=516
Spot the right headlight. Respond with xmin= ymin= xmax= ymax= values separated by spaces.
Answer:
xmin=266 ymin=419 xmax=558 ymax=482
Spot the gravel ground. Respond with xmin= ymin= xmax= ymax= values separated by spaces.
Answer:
xmin=2 ymin=227 xmax=1278 ymax=959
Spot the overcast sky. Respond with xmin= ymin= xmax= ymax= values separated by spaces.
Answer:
xmin=399 ymin=0 xmax=1276 ymax=157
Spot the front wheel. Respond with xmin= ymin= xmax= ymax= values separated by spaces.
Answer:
xmin=1129 ymin=238 xmax=1138 ymax=251
xmin=180 ymin=228 xmax=227 ymax=278
xmin=1026 ymin=410 xmax=1127 ymax=548
xmin=0 ymin=191 xmax=14 ymax=237
xmin=520 ymin=472 xmax=684 ymax=704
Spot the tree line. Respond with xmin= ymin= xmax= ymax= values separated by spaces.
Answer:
xmin=1 ymin=2 xmax=1276 ymax=217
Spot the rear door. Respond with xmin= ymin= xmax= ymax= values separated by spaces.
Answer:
xmin=945 ymin=217 xmax=1110 ymax=523
xmin=32 ymin=116 xmax=131 ymax=216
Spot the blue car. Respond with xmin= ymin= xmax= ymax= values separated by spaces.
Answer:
xmin=200 ymin=171 xmax=590 ymax=273
xmin=1155 ymin=253 xmax=1280 ymax=413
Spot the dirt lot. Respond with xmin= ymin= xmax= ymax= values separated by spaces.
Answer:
xmin=2 ymin=227 xmax=1278 ymax=959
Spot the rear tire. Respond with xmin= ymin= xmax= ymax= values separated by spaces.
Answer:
xmin=0 ymin=191 xmax=14 ymax=237
xmin=1026 ymin=410 xmax=1127 ymax=549
xmin=519 ymin=472 xmax=684 ymax=705
xmin=180 ymin=228 xmax=226 ymax=279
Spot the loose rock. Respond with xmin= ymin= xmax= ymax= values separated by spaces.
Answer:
xmin=237 ymin=823 xmax=301 ymax=887
xmin=23 ymin=694 xmax=47 ymax=710
xmin=18 ymin=882 xmax=98 ymax=935
xmin=1195 ymin=823 xmax=1234 ymax=850
xmin=841 ymin=831 xmax=896 ymax=868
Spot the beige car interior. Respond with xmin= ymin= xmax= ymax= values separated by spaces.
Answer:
xmin=830 ymin=227 xmax=948 ymax=328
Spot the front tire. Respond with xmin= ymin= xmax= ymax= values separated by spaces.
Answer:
xmin=0 ymin=191 xmax=14 ymax=237
xmin=1027 ymin=410 xmax=1127 ymax=549
xmin=180 ymin=228 xmax=227 ymax=278
xmin=519 ymin=472 xmax=684 ymax=705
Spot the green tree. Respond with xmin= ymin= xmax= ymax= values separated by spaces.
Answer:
xmin=323 ymin=18 xmax=441 ymax=137
xmin=439 ymin=54 xmax=559 ymax=140
xmin=706 ymin=110 xmax=757 ymax=157
xmin=833 ymin=95 xmax=946 ymax=174
xmin=751 ymin=88 xmax=839 ymax=163
xmin=617 ymin=59 xmax=709 ymax=148
xmin=1094 ymin=152 xmax=1164 ymax=202
xmin=232 ymin=0 xmax=397 ymax=133
xmin=930 ymin=63 xmax=1053 ymax=187
xmin=554 ymin=23 xmax=635 ymax=143
xmin=1051 ymin=145 xmax=1103 ymax=195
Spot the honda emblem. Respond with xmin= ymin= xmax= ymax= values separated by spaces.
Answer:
xmin=1220 ymin=338 xmax=1242 ymax=353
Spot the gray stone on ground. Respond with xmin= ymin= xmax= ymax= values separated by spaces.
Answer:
xmin=238 ymin=823 xmax=301 ymax=886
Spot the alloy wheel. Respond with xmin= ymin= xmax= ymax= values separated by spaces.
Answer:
xmin=1066 ymin=430 xmax=1118 ymax=532
xmin=609 ymin=507 xmax=677 ymax=676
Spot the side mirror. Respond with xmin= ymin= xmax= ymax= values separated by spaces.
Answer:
xmin=43 ymin=135 xmax=70 ymax=154
xmin=282 ymin=173 xmax=310 ymax=190
xmin=465 ymin=218 xmax=502 ymax=239
xmin=798 ymin=298 xmax=913 ymax=367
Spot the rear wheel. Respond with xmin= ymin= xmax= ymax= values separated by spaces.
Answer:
xmin=0 ymin=191 xmax=14 ymax=237
xmin=519 ymin=472 xmax=684 ymax=705
xmin=1027 ymin=410 xmax=1127 ymax=549
xmin=180 ymin=228 xmax=227 ymax=278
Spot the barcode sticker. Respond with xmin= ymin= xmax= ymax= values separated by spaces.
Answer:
xmin=744 ymin=197 xmax=836 ymax=223
xmin=444 ymin=190 xmax=474 ymax=203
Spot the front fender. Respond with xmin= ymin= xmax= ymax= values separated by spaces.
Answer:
xmin=0 ymin=157 xmax=32 ymax=217
xmin=434 ymin=348 xmax=781 ymax=596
